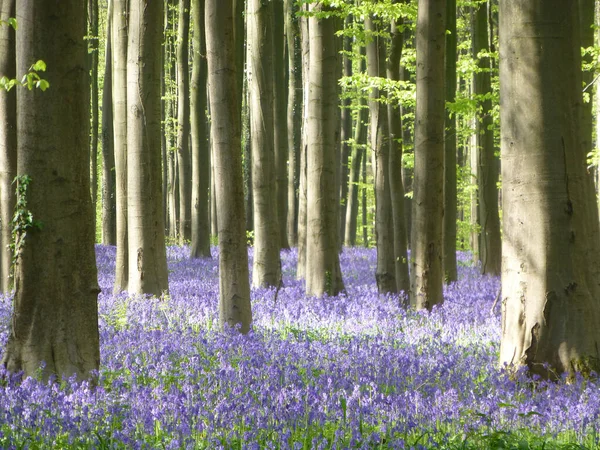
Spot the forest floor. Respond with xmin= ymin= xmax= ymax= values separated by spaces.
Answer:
xmin=0 ymin=245 xmax=599 ymax=449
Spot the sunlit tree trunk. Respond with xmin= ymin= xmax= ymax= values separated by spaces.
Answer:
xmin=248 ymin=0 xmax=281 ymax=287
xmin=112 ymin=0 xmax=128 ymax=292
xmin=410 ymin=0 xmax=446 ymax=310
xmin=2 ymin=0 xmax=99 ymax=381
xmin=305 ymin=4 xmax=344 ymax=297
xmin=0 ymin=0 xmax=16 ymax=293
xmin=88 ymin=0 xmax=99 ymax=231
xmin=473 ymin=0 xmax=501 ymax=276
xmin=127 ymin=0 xmax=169 ymax=296
xmin=339 ymin=15 xmax=352 ymax=248
xmin=206 ymin=0 xmax=252 ymax=332
xmin=366 ymin=16 xmax=396 ymax=294
xmin=443 ymin=0 xmax=458 ymax=282
xmin=176 ymin=0 xmax=191 ymax=243
xmin=190 ymin=0 xmax=210 ymax=258
xmin=499 ymin=0 xmax=600 ymax=378
xmin=580 ymin=0 xmax=594 ymax=180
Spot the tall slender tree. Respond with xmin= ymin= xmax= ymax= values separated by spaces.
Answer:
xmin=580 ymin=0 xmax=594 ymax=168
xmin=112 ymin=0 xmax=129 ymax=292
xmin=88 ymin=0 xmax=99 ymax=227
xmin=499 ymin=0 xmax=600 ymax=378
xmin=190 ymin=0 xmax=211 ymax=258
xmin=127 ymin=0 xmax=169 ymax=296
xmin=2 ymin=0 xmax=99 ymax=381
xmin=305 ymin=3 xmax=344 ymax=297
xmin=410 ymin=0 xmax=446 ymax=310
xmin=0 ymin=0 xmax=16 ymax=293
xmin=206 ymin=0 xmax=252 ymax=332
xmin=339 ymin=15 xmax=353 ymax=248
xmin=176 ymin=0 xmax=192 ymax=243
xmin=248 ymin=0 xmax=281 ymax=288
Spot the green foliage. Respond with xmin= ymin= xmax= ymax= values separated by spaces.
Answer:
xmin=0 ymin=59 xmax=50 ymax=92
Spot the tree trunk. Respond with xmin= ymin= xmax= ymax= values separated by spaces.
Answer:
xmin=580 ymin=0 xmax=594 ymax=174
xmin=127 ymin=0 xmax=169 ymax=296
xmin=443 ymin=0 xmax=458 ymax=282
xmin=410 ymin=0 xmax=446 ymax=310
xmin=112 ymin=0 xmax=129 ymax=292
xmin=206 ymin=0 xmax=252 ymax=332
xmin=0 ymin=0 xmax=16 ymax=293
xmin=88 ymin=0 xmax=99 ymax=233
xmin=366 ymin=16 xmax=396 ymax=294
xmin=2 ymin=0 xmax=99 ymax=382
xmin=387 ymin=10 xmax=410 ymax=295
xmin=190 ymin=0 xmax=211 ymax=258
xmin=473 ymin=0 xmax=501 ymax=276
xmin=338 ymin=15 xmax=352 ymax=248
xmin=499 ymin=0 xmax=600 ymax=378
xmin=176 ymin=0 xmax=192 ymax=243
xmin=101 ymin=0 xmax=116 ymax=246
xmin=248 ymin=0 xmax=281 ymax=288
xmin=273 ymin=0 xmax=289 ymax=250
xmin=305 ymin=4 xmax=344 ymax=297
xmin=285 ymin=0 xmax=300 ymax=248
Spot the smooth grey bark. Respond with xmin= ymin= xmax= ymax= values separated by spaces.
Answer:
xmin=127 ymin=0 xmax=169 ymax=296
xmin=366 ymin=16 xmax=396 ymax=294
xmin=473 ymin=0 xmax=501 ymax=276
xmin=305 ymin=4 xmax=344 ymax=297
xmin=273 ymin=0 xmax=289 ymax=250
xmin=296 ymin=6 xmax=309 ymax=280
xmin=580 ymin=0 xmax=594 ymax=171
xmin=0 ymin=0 xmax=16 ymax=293
xmin=2 ymin=0 xmax=99 ymax=381
xmin=176 ymin=0 xmax=192 ymax=243
xmin=190 ymin=0 xmax=211 ymax=258
xmin=339 ymin=15 xmax=352 ymax=248
xmin=499 ymin=0 xmax=600 ymax=378
xmin=248 ymin=0 xmax=281 ymax=287
xmin=101 ymin=0 xmax=116 ymax=245
xmin=206 ymin=0 xmax=252 ymax=332
xmin=112 ymin=0 xmax=128 ymax=292
xmin=443 ymin=0 xmax=458 ymax=282
xmin=344 ymin=49 xmax=367 ymax=248
xmin=387 ymin=11 xmax=410 ymax=295
xmin=88 ymin=0 xmax=99 ymax=230
xmin=285 ymin=0 xmax=300 ymax=248
xmin=361 ymin=145 xmax=368 ymax=246
xmin=410 ymin=0 xmax=446 ymax=310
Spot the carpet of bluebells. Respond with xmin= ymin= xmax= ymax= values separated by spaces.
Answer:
xmin=1 ymin=246 xmax=600 ymax=449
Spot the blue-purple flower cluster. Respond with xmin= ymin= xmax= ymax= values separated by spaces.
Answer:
xmin=0 ymin=246 xmax=599 ymax=449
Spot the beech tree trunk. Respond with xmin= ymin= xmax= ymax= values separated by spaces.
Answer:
xmin=339 ymin=15 xmax=352 ymax=248
xmin=387 ymin=11 xmax=410 ymax=295
xmin=443 ymin=0 xmax=458 ymax=282
xmin=206 ymin=0 xmax=252 ymax=332
xmin=127 ymin=0 xmax=169 ymax=296
xmin=0 ymin=0 xmax=16 ymax=293
xmin=190 ymin=0 xmax=211 ymax=258
xmin=366 ymin=16 xmax=396 ymax=294
xmin=176 ymin=0 xmax=191 ymax=243
xmin=305 ymin=4 xmax=344 ymax=297
xmin=410 ymin=0 xmax=446 ymax=310
xmin=580 ymin=0 xmax=594 ymax=169
xmin=101 ymin=0 xmax=116 ymax=245
xmin=248 ymin=0 xmax=281 ymax=287
xmin=112 ymin=0 xmax=129 ymax=292
xmin=499 ymin=0 xmax=600 ymax=378
xmin=88 ymin=0 xmax=99 ymax=230
xmin=2 ymin=0 xmax=100 ymax=381
xmin=473 ymin=0 xmax=501 ymax=276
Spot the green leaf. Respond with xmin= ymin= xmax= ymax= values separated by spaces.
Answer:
xmin=32 ymin=60 xmax=47 ymax=72
xmin=37 ymin=79 xmax=50 ymax=92
xmin=8 ymin=18 xmax=17 ymax=30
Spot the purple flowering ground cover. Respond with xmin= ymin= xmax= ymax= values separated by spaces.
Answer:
xmin=1 ymin=246 xmax=599 ymax=449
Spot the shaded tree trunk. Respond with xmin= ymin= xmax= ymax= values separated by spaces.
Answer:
xmin=190 ymin=0 xmax=211 ymax=258
xmin=248 ymin=0 xmax=281 ymax=287
xmin=176 ymin=0 xmax=192 ymax=243
xmin=2 ymin=0 xmax=99 ymax=381
xmin=410 ymin=0 xmax=446 ymax=310
xmin=580 ymin=0 xmax=594 ymax=173
xmin=305 ymin=4 xmax=344 ymax=297
xmin=206 ymin=0 xmax=252 ymax=332
xmin=127 ymin=0 xmax=169 ymax=296
xmin=88 ymin=0 xmax=99 ymax=231
xmin=0 ymin=0 xmax=16 ymax=292
xmin=499 ymin=0 xmax=600 ymax=378
xmin=112 ymin=0 xmax=129 ymax=292
xmin=473 ymin=0 xmax=501 ymax=276
xmin=339 ymin=15 xmax=352 ymax=248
